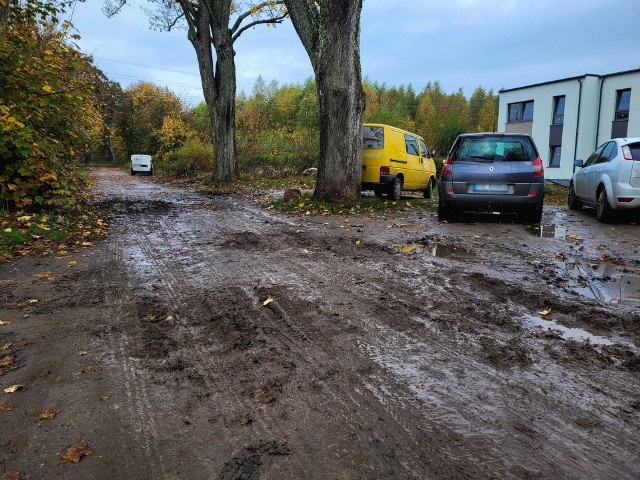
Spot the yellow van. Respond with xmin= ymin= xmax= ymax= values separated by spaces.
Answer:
xmin=362 ymin=123 xmax=436 ymax=200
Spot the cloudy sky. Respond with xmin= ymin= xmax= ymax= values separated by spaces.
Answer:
xmin=70 ymin=0 xmax=640 ymax=104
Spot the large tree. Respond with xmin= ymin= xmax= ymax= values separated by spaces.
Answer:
xmin=283 ymin=0 xmax=365 ymax=202
xmin=105 ymin=0 xmax=287 ymax=182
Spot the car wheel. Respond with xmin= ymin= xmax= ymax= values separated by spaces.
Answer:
xmin=596 ymin=188 xmax=614 ymax=223
xmin=524 ymin=200 xmax=543 ymax=224
xmin=131 ymin=169 xmax=136 ymax=176
xmin=437 ymin=192 xmax=453 ymax=222
xmin=423 ymin=178 xmax=434 ymax=199
xmin=567 ymin=183 xmax=582 ymax=210
xmin=388 ymin=176 xmax=403 ymax=201
xmin=149 ymin=168 xmax=154 ymax=176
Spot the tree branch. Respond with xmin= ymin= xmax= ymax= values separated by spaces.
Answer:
xmin=232 ymin=13 xmax=287 ymax=43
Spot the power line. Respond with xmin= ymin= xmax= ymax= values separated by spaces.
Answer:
xmin=95 ymin=56 xmax=256 ymax=85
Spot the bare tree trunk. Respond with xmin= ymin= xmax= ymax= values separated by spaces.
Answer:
xmin=284 ymin=0 xmax=365 ymax=202
xmin=185 ymin=1 xmax=238 ymax=182
xmin=106 ymin=136 xmax=117 ymax=162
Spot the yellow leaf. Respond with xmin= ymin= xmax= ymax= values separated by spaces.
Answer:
xmin=42 ymin=84 xmax=53 ymax=93
xmin=538 ymin=309 xmax=551 ymax=316
xmin=262 ymin=297 xmax=274 ymax=306
xmin=67 ymin=260 xmax=77 ymax=267
xmin=37 ymin=408 xmax=62 ymax=420
xmin=3 ymin=228 xmax=11 ymax=233
xmin=3 ymin=384 xmax=24 ymax=394
xmin=355 ymin=240 xmax=361 ymax=245
xmin=399 ymin=243 xmax=420 ymax=254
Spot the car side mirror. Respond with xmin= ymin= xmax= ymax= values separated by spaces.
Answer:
xmin=574 ymin=159 xmax=584 ymax=168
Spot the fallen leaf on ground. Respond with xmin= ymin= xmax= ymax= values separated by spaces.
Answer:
xmin=355 ymin=240 xmax=361 ymax=245
xmin=77 ymin=351 xmax=88 ymax=356
xmin=0 ymin=355 xmax=14 ymax=367
xmin=3 ymin=384 xmax=24 ymax=394
xmin=262 ymin=297 xmax=274 ymax=306
xmin=0 ymin=471 xmax=21 ymax=480
xmin=100 ymin=395 xmax=109 ymax=401
xmin=0 ymin=342 xmax=12 ymax=350
xmin=399 ymin=243 xmax=420 ymax=254
xmin=538 ymin=309 xmax=552 ymax=316
xmin=0 ymin=403 xmax=15 ymax=413
xmin=60 ymin=444 xmax=94 ymax=464
xmin=27 ymin=299 xmax=38 ymax=304
xmin=67 ymin=260 xmax=77 ymax=267
xmin=37 ymin=408 xmax=62 ymax=420
xmin=0 ymin=321 xmax=11 ymax=325
xmin=33 ymin=271 xmax=52 ymax=278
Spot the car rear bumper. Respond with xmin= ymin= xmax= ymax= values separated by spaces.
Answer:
xmin=610 ymin=183 xmax=640 ymax=209
xmin=440 ymin=181 xmax=544 ymax=211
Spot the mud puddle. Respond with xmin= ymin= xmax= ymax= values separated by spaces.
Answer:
xmin=552 ymin=257 xmax=640 ymax=304
xmin=394 ymin=238 xmax=478 ymax=260
xmin=526 ymin=223 xmax=568 ymax=239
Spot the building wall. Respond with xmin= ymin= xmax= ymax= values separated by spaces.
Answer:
xmin=596 ymin=72 xmax=640 ymax=147
xmin=498 ymin=79 xmax=585 ymax=181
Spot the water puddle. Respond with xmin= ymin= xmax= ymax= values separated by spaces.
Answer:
xmin=525 ymin=223 xmax=567 ymax=239
xmin=395 ymin=241 xmax=477 ymax=261
xmin=523 ymin=314 xmax=614 ymax=346
xmin=553 ymin=259 xmax=640 ymax=304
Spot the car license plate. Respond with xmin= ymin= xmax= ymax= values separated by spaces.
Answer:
xmin=472 ymin=184 xmax=508 ymax=193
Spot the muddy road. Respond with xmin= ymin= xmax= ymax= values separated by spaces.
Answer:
xmin=1 ymin=168 xmax=639 ymax=479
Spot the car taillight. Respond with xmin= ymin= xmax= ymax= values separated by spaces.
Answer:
xmin=532 ymin=157 xmax=544 ymax=177
xmin=442 ymin=157 xmax=453 ymax=176
xmin=622 ymin=145 xmax=633 ymax=160
xmin=380 ymin=166 xmax=390 ymax=175
xmin=618 ymin=197 xmax=634 ymax=203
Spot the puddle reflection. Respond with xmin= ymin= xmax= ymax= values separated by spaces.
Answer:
xmin=523 ymin=314 xmax=614 ymax=346
xmin=526 ymin=223 xmax=567 ymax=239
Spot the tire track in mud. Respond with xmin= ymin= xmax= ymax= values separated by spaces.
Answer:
xmin=98 ymin=230 xmax=169 ymax=478
xmin=91 ymin=170 xmax=640 ymax=479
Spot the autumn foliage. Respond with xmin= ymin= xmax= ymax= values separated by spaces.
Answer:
xmin=0 ymin=0 xmax=103 ymax=210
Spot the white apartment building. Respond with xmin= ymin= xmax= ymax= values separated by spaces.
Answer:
xmin=498 ymin=69 xmax=639 ymax=182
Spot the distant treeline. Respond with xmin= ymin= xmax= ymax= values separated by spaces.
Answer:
xmin=102 ymin=76 xmax=498 ymax=176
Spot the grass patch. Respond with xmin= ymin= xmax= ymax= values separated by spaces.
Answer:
xmin=270 ymin=191 xmax=437 ymax=216
xmin=203 ymin=175 xmax=316 ymax=194
xmin=545 ymin=182 xmax=568 ymax=206
xmin=0 ymin=209 xmax=109 ymax=262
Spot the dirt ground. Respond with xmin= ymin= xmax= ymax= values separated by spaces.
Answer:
xmin=1 ymin=168 xmax=639 ymax=479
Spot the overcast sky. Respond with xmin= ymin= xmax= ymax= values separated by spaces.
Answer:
xmin=70 ymin=0 xmax=640 ymax=105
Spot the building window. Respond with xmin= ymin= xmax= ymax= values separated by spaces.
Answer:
xmin=508 ymin=101 xmax=534 ymax=122
xmin=549 ymin=146 xmax=561 ymax=167
xmin=616 ymin=89 xmax=631 ymax=120
xmin=553 ymin=96 xmax=565 ymax=125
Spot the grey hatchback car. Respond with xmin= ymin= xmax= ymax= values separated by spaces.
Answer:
xmin=438 ymin=133 xmax=545 ymax=223
xmin=568 ymin=137 xmax=640 ymax=222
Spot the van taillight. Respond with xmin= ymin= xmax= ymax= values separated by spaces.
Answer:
xmin=532 ymin=157 xmax=544 ymax=177
xmin=622 ymin=145 xmax=633 ymax=160
xmin=442 ymin=157 xmax=453 ymax=176
xmin=380 ymin=166 xmax=390 ymax=175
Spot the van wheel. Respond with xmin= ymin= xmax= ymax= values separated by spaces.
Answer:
xmin=149 ymin=168 xmax=154 ymax=176
xmin=423 ymin=178 xmax=434 ymax=199
xmin=388 ymin=177 xmax=403 ymax=201
xmin=568 ymin=183 xmax=582 ymax=210
xmin=596 ymin=188 xmax=614 ymax=223
xmin=131 ymin=169 xmax=136 ymax=176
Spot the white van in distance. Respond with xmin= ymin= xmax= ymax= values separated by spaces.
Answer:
xmin=131 ymin=154 xmax=153 ymax=175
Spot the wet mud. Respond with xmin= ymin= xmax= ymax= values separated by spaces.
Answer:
xmin=1 ymin=168 xmax=639 ymax=479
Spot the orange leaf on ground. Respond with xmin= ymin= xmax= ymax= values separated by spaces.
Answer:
xmin=60 ymin=444 xmax=94 ymax=464
xmin=0 ymin=355 xmax=14 ymax=366
xmin=37 ymin=408 xmax=62 ymax=420
xmin=0 ymin=403 xmax=15 ymax=413
xmin=0 ymin=471 xmax=21 ymax=480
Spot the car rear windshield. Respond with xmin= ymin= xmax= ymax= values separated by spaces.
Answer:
xmin=363 ymin=126 xmax=384 ymax=150
xmin=629 ymin=143 xmax=640 ymax=160
xmin=451 ymin=136 xmax=537 ymax=162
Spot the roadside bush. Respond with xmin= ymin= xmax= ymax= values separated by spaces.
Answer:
xmin=164 ymin=138 xmax=214 ymax=177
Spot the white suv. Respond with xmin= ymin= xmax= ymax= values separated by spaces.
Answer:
xmin=569 ymin=138 xmax=640 ymax=222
